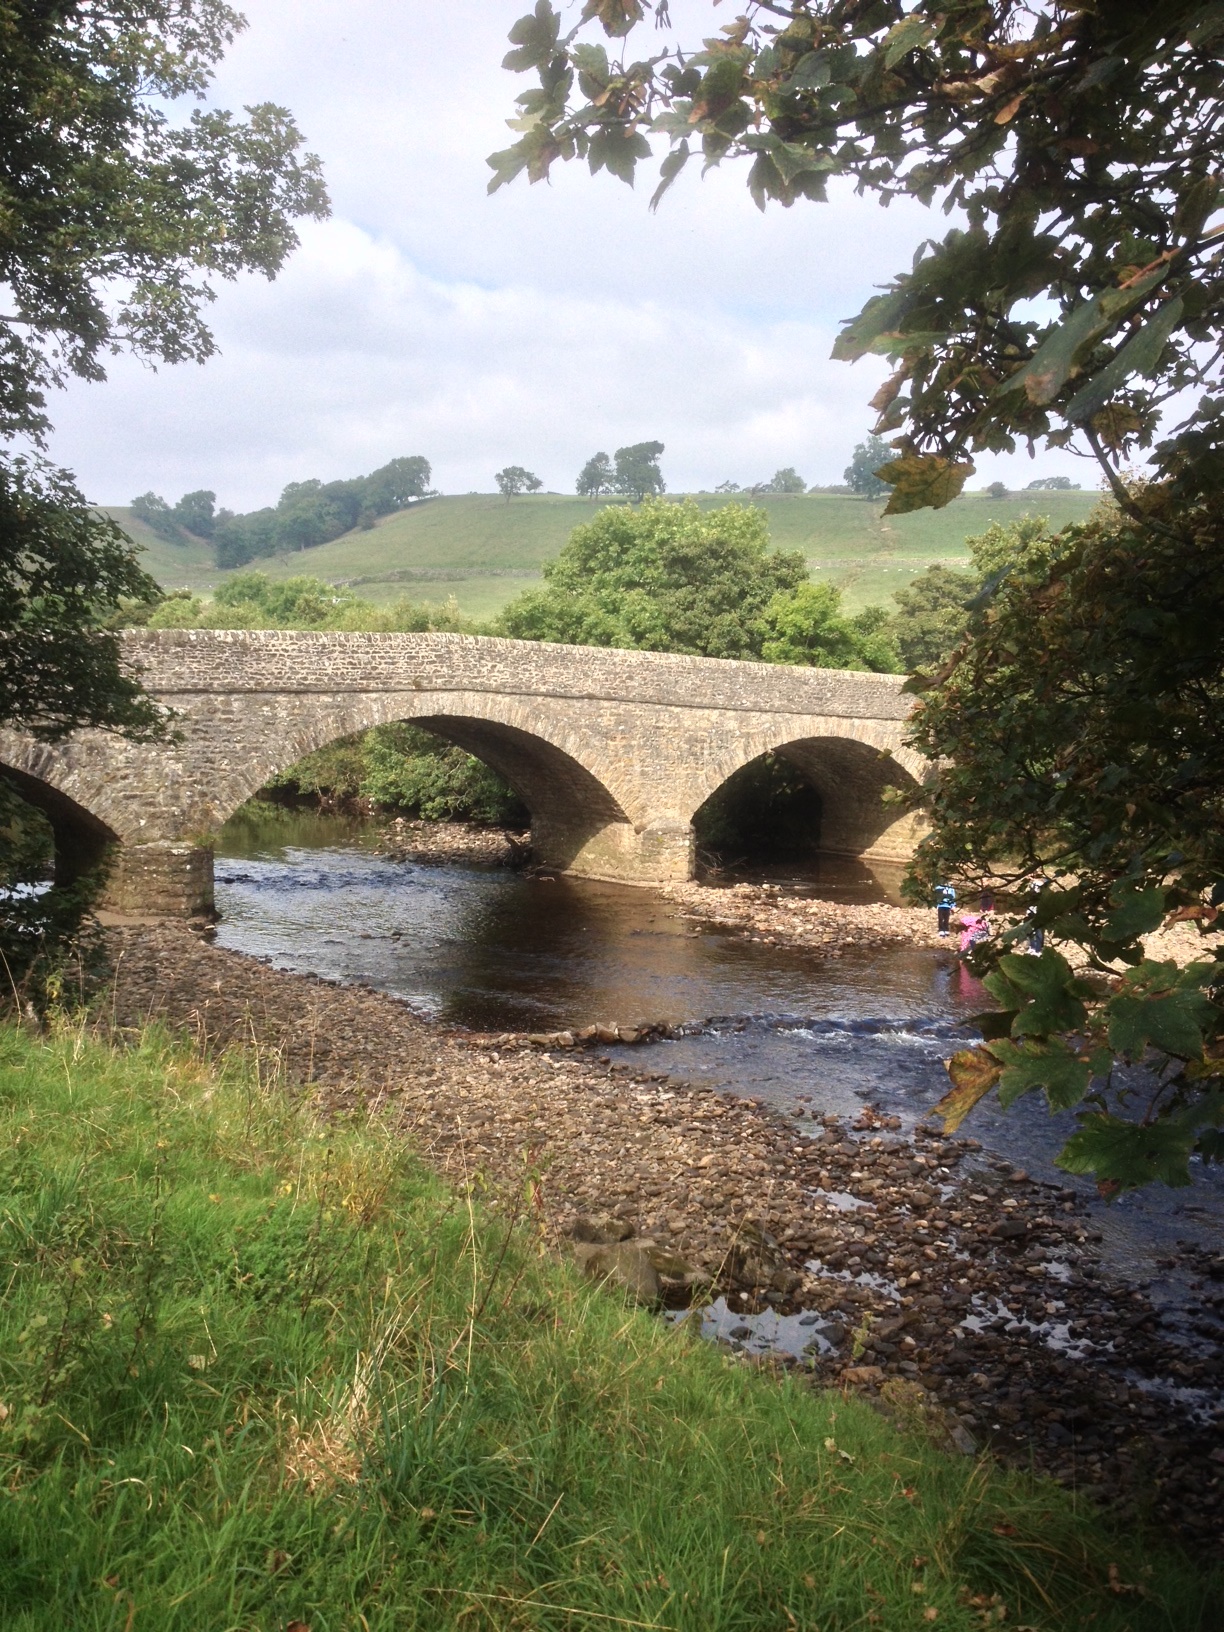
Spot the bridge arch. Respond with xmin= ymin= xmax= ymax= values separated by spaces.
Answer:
xmin=0 ymin=756 xmax=117 ymax=885
xmin=205 ymin=692 xmax=666 ymax=883
xmin=685 ymin=723 xmax=927 ymax=865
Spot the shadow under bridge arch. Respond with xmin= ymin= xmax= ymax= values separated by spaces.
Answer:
xmin=0 ymin=760 xmax=118 ymax=886
xmin=693 ymin=733 xmax=926 ymax=868
xmin=409 ymin=715 xmax=676 ymax=882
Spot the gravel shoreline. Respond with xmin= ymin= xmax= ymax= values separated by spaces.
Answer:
xmin=97 ymin=922 xmax=1224 ymax=1545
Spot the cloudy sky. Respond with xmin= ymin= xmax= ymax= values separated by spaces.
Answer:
xmin=49 ymin=0 xmax=1089 ymax=510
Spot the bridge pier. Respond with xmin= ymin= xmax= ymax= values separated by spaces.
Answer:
xmin=535 ymin=816 xmax=695 ymax=884
xmin=101 ymin=842 xmax=215 ymax=920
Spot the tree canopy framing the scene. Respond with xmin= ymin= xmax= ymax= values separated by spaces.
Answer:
xmin=491 ymin=1 xmax=1224 ymax=516
xmin=0 ymin=0 xmax=329 ymax=744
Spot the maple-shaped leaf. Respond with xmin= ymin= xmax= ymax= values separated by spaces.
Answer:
xmin=934 ymin=1047 xmax=1002 ymax=1131
xmin=1057 ymin=1100 xmax=1224 ymax=1193
xmin=989 ymin=1037 xmax=1093 ymax=1111
xmin=993 ymin=950 xmax=1089 ymax=1036
xmin=877 ymin=455 xmax=973 ymax=515
xmin=1106 ymin=960 xmax=1217 ymax=1060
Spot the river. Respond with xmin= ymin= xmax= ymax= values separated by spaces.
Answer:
xmin=214 ymin=808 xmax=1223 ymax=1326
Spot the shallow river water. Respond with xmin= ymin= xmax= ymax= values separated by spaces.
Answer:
xmin=214 ymin=811 xmax=1223 ymax=1309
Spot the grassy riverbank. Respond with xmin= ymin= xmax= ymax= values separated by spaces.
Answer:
xmin=0 ymin=1021 xmax=1214 ymax=1630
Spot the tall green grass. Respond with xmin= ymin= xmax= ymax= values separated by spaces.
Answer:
xmin=0 ymin=1021 xmax=1213 ymax=1630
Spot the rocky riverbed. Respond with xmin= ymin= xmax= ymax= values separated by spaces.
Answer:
xmin=97 ymin=922 xmax=1224 ymax=1545
xmin=661 ymin=879 xmax=941 ymax=954
xmin=377 ymin=817 xmax=530 ymax=867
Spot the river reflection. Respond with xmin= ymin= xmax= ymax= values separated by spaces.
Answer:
xmin=214 ymin=811 xmax=973 ymax=1035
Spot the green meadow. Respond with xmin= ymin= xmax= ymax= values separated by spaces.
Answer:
xmin=0 ymin=1018 xmax=1215 ymax=1631
xmin=118 ymin=488 xmax=1099 ymax=619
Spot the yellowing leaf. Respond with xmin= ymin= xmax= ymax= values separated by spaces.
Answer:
xmin=934 ymin=1047 xmax=1002 ymax=1131
xmin=878 ymin=454 xmax=973 ymax=514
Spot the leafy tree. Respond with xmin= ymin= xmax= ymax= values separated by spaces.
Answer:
xmin=763 ymin=467 xmax=807 ymax=494
xmin=489 ymin=1 xmax=1224 ymax=1187
xmin=142 ymin=572 xmax=479 ymax=635
xmin=887 ymin=563 xmax=979 ymax=673
xmin=208 ymin=455 xmax=432 ymax=566
xmin=576 ymin=452 xmax=615 ymax=497
xmin=1 ymin=460 xmax=164 ymax=741
xmin=714 ymin=480 xmax=741 ymax=494
xmin=1027 ymin=477 xmax=1078 ymax=491
xmin=760 ymin=584 xmax=899 ymax=672
xmin=495 ymin=465 xmax=543 ymax=499
xmin=986 ymin=481 xmax=1008 ymax=499
xmin=361 ymin=725 xmax=527 ymax=825
xmin=843 ymin=435 xmax=891 ymax=500
xmin=490 ymin=2 xmax=1224 ymax=513
xmin=0 ymin=1 xmax=326 ymax=742
xmin=908 ymin=486 xmax=1224 ymax=1193
xmin=1 ymin=2 xmax=326 ymax=443
xmin=130 ymin=492 xmax=182 ymax=542
xmin=172 ymin=490 xmax=217 ymax=538
xmin=887 ymin=515 xmax=1059 ymax=674
xmin=495 ymin=497 xmax=892 ymax=669
xmin=613 ymin=440 xmax=665 ymax=500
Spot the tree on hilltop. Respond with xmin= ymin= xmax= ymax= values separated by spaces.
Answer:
xmin=495 ymin=465 xmax=543 ymax=500
xmin=173 ymin=491 xmax=218 ymax=538
xmin=576 ymin=452 xmax=615 ymax=497
xmin=762 ymin=467 xmax=807 ymax=494
xmin=613 ymin=441 xmax=665 ymax=501
xmin=843 ymin=436 xmax=891 ymax=500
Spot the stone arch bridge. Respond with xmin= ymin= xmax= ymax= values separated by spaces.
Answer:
xmin=1 ymin=630 xmax=926 ymax=916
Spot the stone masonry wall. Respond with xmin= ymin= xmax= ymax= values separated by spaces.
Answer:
xmin=1 ymin=631 xmax=922 ymax=905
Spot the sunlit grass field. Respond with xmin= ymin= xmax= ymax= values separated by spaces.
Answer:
xmin=0 ymin=1018 xmax=1215 ymax=1630
xmin=117 ymin=488 xmax=1100 ymax=618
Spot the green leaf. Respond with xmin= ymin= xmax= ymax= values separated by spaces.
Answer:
xmin=878 ymin=455 xmax=973 ymax=515
xmin=1107 ymin=965 xmax=1215 ymax=1060
xmin=580 ymin=0 xmax=644 ymax=38
xmin=1101 ymin=883 xmax=1169 ymax=944
xmin=1064 ymin=297 xmax=1185 ymax=424
xmin=933 ymin=1047 xmax=1002 ymax=1131
xmin=831 ymin=290 xmax=913 ymax=361
xmin=995 ymin=265 xmax=1169 ymax=406
xmin=967 ymin=1008 xmax=1018 ymax=1041
xmin=989 ymin=1037 xmax=1092 ymax=1111
xmin=784 ymin=51 xmax=832 ymax=91
xmin=649 ymin=142 xmax=690 ymax=212
xmin=503 ymin=2 xmax=562 ymax=72
xmin=1057 ymin=1096 xmax=1224 ymax=1192
xmin=995 ymin=950 xmax=1089 ymax=1036
xmin=882 ymin=16 xmax=937 ymax=69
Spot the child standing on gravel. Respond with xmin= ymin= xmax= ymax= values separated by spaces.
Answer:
xmin=935 ymin=881 xmax=956 ymax=938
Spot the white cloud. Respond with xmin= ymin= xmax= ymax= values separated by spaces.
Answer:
xmin=46 ymin=0 xmax=1096 ymax=508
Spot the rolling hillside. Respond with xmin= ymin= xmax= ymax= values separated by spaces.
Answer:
xmin=119 ymin=487 xmax=1100 ymax=618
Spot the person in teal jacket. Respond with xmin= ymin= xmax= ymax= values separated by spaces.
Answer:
xmin=934 ymin=882 xmax=956 ymax=937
